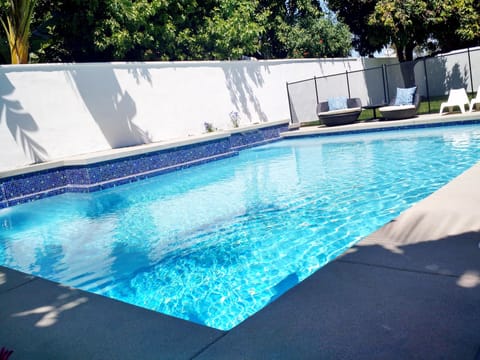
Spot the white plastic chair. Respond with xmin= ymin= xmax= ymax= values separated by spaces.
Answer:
xmin=469 ymin=86 xmax=480 ymax=112
xmin=439 ymin=88 xmax=469 ymax=114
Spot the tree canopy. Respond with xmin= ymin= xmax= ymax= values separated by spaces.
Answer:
xmin=0 ymin=0 xmax=354 ymax=63
xmin=327 ymin=0 xmax=480 ymax=61
xmin=280 ymin=0 xmax=352 ymax=58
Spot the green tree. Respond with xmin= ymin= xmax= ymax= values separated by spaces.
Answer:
xmin=93 ymin=0 xmax=167 ymax=60
xmin=328 ymin=0 xmax=480 ymax=61
xmin=285 ymin=16 xmax=351 ymax=58
xmin=431 ymin=0 xmax=480 ymax=52
xmin=160 ymin=0 xmax=217 ymax=60
xmin=29 ymin=0 xmax=109 ymax=62
xmin=256 ymin=0 xmax=288 ymax=57
xmin=369 ymin=0 xmax=436 ymax=62
xmin=259 ymin=0 xmax=352 ymax=58
xmin=2 ymin=0 xmax=353 ymax=62
xmin=28 ymin=0 xmax=267 ymax=62
xmin=327 ymin=0 xmax=385 ymax=56
xmin=196 ymin=0 xmax=268 ymax=59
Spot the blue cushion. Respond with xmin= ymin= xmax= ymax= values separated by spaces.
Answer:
xmin=394 ymin=86 xmax=416 ymax=106
xmin=328 ymin=97 xmax=348 ymax=111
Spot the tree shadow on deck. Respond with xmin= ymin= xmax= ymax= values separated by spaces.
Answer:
xmin=205 ymin=230 xmax=480 ymax=359
xmin=343 ymin=229 xmax=480 ymax=286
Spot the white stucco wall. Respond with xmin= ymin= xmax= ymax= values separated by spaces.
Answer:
xmin=0 ymin=57 xmax=371 ymax=172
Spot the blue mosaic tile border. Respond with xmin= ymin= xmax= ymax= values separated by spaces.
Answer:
xmin=230 ymin=123 xmax=289 ymax=150
xmin=3 ymin=168 xmax=68 ymax=201
xmin=65 ymin=152 xmax=237 ymax=193
xmin=0 ymin=123 xmax=288 ymax=209
xmin=0 ymin=183 xmax=7 ymax=208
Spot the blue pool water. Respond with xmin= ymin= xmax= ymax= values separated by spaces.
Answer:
xmin=1 ymin=124 xmax=480 ymax=330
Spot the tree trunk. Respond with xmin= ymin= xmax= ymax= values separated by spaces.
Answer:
xmin=10 ymin=35 xmax=29 ymax=64
xmin=395 ymin=41 xmax=415 ymax=63
xmin=400 ymin=61 xmax=416 ymax=87
xmin=405 ymin=42 xmax=415 ymax=62
xmin=394 ymin=41 xmax=416 ymax=87
xmin=396 ymin=46 xmax=405 ymax=62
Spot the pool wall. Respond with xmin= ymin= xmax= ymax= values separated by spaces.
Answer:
xmin=0 ymin=122 xmax=288 ymax=208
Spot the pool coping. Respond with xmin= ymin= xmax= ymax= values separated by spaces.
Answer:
xmin=281 ymin=111 xmax=480 ymax=138
xmin=1 ymin=113 xmax=480 ymax=358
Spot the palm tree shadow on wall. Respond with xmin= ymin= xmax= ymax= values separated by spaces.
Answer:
xmin=0 ymin=72 xmax=47 ymax=164
xmin=222 ymin=62 xmax=268 ymax=124
xmin=68 ymin=66 xmax=151 ymax=149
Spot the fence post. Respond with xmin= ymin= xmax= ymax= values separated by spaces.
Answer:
xmin=381 ymin=65 xmax=387 ymax=104
xmin=345 ymin=70 xmax=351 ymax=98
xmin=423 ymin=57 xmax=431 ymax=113
xmin=286 ymin=82 xmax=294 ymax=125
xmin=383 ymin=64 xmax=390 ymax=103
xmin=467 ymin=48 xmax=474 ymax=94
xmin=313 ymin=75 xmax=319 ymax=104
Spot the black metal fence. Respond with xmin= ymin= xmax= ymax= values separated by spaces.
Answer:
xmin=287 ymin=47 xmax=480 ymax=124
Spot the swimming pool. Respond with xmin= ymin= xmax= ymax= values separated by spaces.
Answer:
xmin=1 ymin=124 xmax=480 ymax=330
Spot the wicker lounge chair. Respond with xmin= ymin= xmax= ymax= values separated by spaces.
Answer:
xmin=439 ymin=88 xmax=469 ymax=114
xmin=379 ymin=88 xmax=420 ymax=120
xmin=316 ymin=98 xmax=362 ymax=126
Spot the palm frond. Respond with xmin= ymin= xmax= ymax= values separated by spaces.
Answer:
xmin=1 ymin=0 xmax=37 ymax=63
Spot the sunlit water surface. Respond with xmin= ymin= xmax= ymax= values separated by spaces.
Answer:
xmin=1 ymin=124 xmax=480 ymax=330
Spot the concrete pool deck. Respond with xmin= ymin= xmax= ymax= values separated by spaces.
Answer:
xmin=282 ymin=111 xmax=480 ymax=138
xmin=1 ymin=114 xmax=480 ymax=359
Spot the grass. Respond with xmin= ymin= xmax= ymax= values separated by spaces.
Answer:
xmin=418 ymin=96 xmax=447 ymax=114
